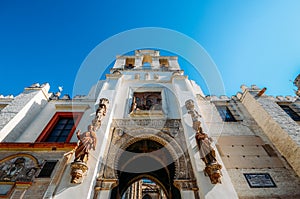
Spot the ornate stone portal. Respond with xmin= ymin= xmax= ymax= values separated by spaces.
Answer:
xmin=70 ymin=98 xmax=109 ymax=184
xmin=185 ymin=99 xmax=222 ymax=184
xmin=95 ymin=118 xmax=199 ymax=198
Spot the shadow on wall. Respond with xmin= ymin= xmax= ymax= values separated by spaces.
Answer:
xmin=3 ymin=99 xmax=48 ymax=142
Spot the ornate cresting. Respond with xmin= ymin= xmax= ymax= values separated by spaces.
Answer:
xmin=185 ymin=99 xmax=222 ymax=184
xmin=70 ymin=98 xmax=109 ymax=184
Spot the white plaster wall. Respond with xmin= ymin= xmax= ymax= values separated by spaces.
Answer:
xmin=0 ymin=86 xmax=49 ymax=141
xmin=15 ymin=100 xmax=95 ymax=142
xmin=240 ymin=91 xmax=300 ymax=176
xmin=168 ymin=58 xmax=180 ymax=70
xmin=87 ymin=80 xmax=105 ymax=100
xmin=134 ymin=56 xmax=142 ymax=69
xmin=151 ymin=57 xmax=160 ymax=69
xmin=16 ymin=102 xmax=56 ymax=142
xmin=113 ymin=57 xmax=125 ymax=69
xmin=172 ymin=77 xmax=239 ymax=199
xmin=54 ymin=76 xmax=122 ymax=199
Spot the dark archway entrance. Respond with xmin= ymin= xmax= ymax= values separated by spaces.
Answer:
xmin=110 ymin=140 xmax=181 ymax=199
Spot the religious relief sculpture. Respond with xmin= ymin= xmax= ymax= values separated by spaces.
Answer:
xmin=130 ymin=92 xmax=162 ymax=113
xmin=70 ymin=98 xmax=109 ymax=184
xmin=0 ymin=156 xmax=38 ymax=182
xmin=185 ymin=99 xmax=222 ymax=184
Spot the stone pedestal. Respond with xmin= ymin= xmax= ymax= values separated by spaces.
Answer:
xmin=70 ymin=162 xmax=88 ymax=184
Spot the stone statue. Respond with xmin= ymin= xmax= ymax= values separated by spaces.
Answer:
xmin=74 ymin=125 xmax=97 ymax=163
xmin=195 ymin=126 xmax=217 ymax=165
xmin=185 ymin=99 xmax=222 ymax=184
xmin=71 ymin=98 xmax=109 ymax=184
xmin=92 ymin=98 xmax=108 ymax=130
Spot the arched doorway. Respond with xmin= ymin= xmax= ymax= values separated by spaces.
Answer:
xmin=110 ymin=139 xmax=181 ymax=199
xmin=123 ymin=178 xmax=167 ymax=199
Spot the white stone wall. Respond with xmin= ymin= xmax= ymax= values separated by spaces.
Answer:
xmin=0 ymin=84 xmax=50 ymax=141
xmin=198 ymin=93 xmax=300 ymax=198
xmin=0 ymin=51 xmax=298 ymax=199
xmin=227 ymin=168 xmax=300 ymax=198
xmin=239 ymin=89 xmax=300 ymax=177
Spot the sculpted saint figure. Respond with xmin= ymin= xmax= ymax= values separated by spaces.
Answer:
xmin=74 ymin=125 xmax=97 ymax=163
xmin=195 ymin=126 xmax=217 ymax=165
xmin=185 ymin=99 xmax=222 ymax=184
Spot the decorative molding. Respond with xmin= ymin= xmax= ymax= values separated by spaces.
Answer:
xmin=55 ymin=104 xmax=90 ymax=111
xmin=0 ymin=143 xmax=77 ymax=151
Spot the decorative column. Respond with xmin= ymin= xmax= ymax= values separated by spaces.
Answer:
xmin=185 ymin=99 xmax=222 ymax=184
xmin=70 ymin=98 xmax=109 ymax=184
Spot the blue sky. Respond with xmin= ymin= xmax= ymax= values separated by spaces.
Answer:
xmin=0 ymin=0 xmax=299 ymax=97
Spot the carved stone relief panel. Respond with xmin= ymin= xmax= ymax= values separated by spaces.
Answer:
xmin=0 ymin=155 xmax=39 ymax=182
xmin=130 ymin=92 xmax=162 ymax=113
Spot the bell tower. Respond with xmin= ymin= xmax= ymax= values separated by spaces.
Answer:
xmin=88 ymin=50 xmax=237 ymax=199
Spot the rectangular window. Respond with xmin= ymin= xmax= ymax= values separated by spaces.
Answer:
xmin=38 ymin=160 xmax=58 ymax=178
xmin=216 ymin=105 xmax=237 ymax=122
xmin=279 ymin=105 xmax=300 ymax=121
xmin=36 ymin=112 xmax=83 ymax=143
xmin=0 ymin=184 xmax=14 ymax=196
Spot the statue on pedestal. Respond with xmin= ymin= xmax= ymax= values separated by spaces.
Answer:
xmin=185 ymin=99 xmax=222 ymax=184
xmin=70 ymin=98 xmax=109 ymax=184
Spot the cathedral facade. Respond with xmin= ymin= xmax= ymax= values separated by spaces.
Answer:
xmin=0 ymin=50 xmax=299 ymax=199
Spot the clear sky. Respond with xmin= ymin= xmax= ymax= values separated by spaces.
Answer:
xmin=0 ymin=0 xmax=299 ymax=97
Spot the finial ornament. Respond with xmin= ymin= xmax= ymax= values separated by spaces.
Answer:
xmin=185 ymin=99 xmax=222 ymax=184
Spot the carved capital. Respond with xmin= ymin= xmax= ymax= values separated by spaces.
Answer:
xmin=95 ymin=179 xmax=118 ymax=191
